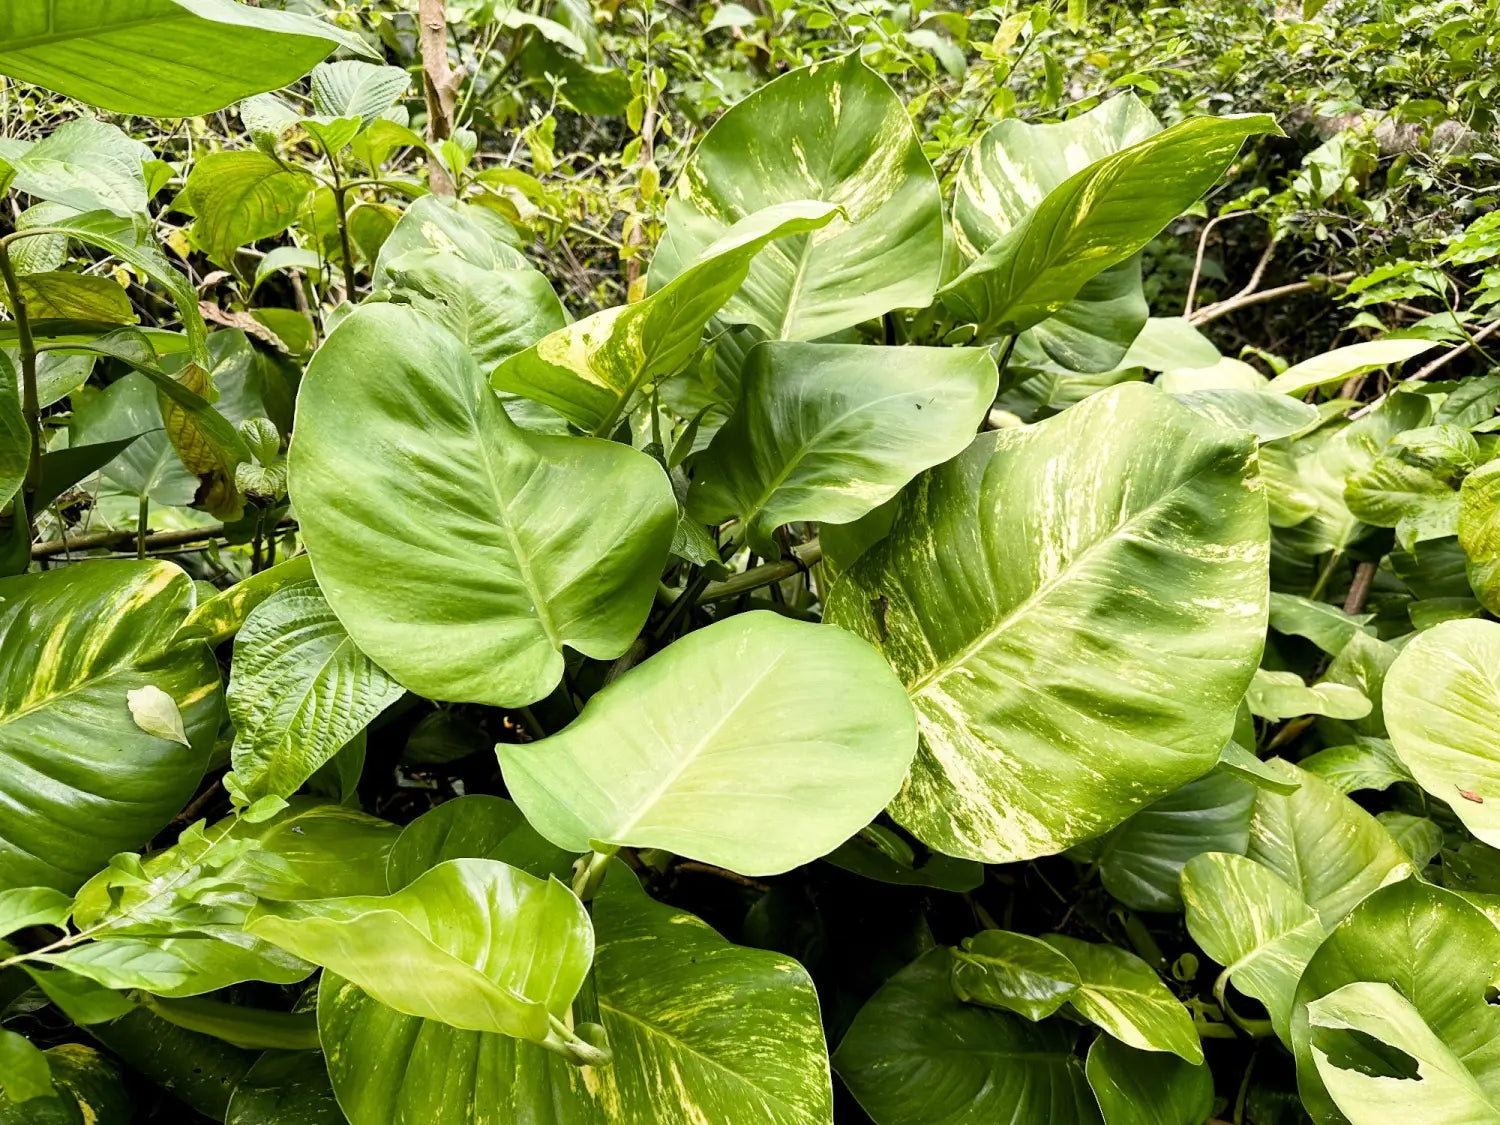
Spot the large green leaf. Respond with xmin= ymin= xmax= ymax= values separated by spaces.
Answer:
xmin=226 ymin=578 xmax=404 ymax=802
xmin=1044 ymin=935 xmax=1202 ymax=1064
xmin=1385 ymin=618 xmax=1500 ymax=845
xmin=500 ymin=611 xmax=917 ymax=876
xmin=494 ymin=201 xmax=837 ymax=433
xmin=1291 ymin=879 xmax=1500 ymax=1124
xmin=289 ymin=304 xmax=677 ymax=707
xmin=835 ymin=948 xmax=1101 ymax=1125
xmin=37 ymin=803 xmax=396 ymax=997
xmin=686 ymin=341 xmax=997 ymax=556
xmin=248 ymin=858 xmax=593 ymax=1051
xmin=0 ymin=562 xmax=219 ymax=892
xmin=1088 ymin=769 xmax=1256 ymax=913
xmin=383 ymin=249 xmax=566 ymax=372
xmin=1085 ymin=1036 xmax=1214 ymax=1125
xmin=648 ymin=53 xmax=943 ymax=340
xmin=954 ymin=95 xmax=1160 ymax=366
xmin=321 ymin=813 xmax=832 ymax=1125
xmin=0 ymin=0 xmax=367 ymax=117
xmin=1264 ymin=339 xmax=1440 ymax=396
xmin=225 ymin=1050 xmax=344 ymax=1125
xmin=940 ymin=113 xmax=1279 ymax=337
xmin=826 ymin=382 xmax=1269 ymax=862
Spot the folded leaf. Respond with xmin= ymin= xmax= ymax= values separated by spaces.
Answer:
xmin=940 ymin=113 xmax=1279 ymax=337
xmin=248 ymin=858 xmax=593 ymax=1047
xmin=649 ymin=53 xmax=944 ymax=340
xmin=495 ymin=200 xmax=839 ymax=433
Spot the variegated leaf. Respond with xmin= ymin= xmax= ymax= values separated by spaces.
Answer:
xmin=826 ymin=382 xmax=1269 ymax=862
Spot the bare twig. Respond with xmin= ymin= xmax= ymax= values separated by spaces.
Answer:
xmin=1189 ymin=273 xmax=1355 ymax=326
xmin=1349 ymin=319 xmax=1500 ymax=420
xmin=1183 ymin=210 xmax=1250 ymax=316
xmin=1343 ymin=561 xmax=1377 ymax=616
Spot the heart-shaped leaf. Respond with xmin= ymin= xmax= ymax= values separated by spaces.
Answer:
xmin=289 ymin=304 xmax=677 ymax=707
xmin=500 ymin=611 xmax=918 ymax=876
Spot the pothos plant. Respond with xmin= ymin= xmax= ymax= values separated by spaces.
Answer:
xmin=1 ymin=4 xmax=1499 ymax=1125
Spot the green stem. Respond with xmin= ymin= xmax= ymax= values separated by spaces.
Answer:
xmin=571 ymin=847 xmax=617 ymax=902
xmin=136 ymin=495 xmax=149 ymax=560
xmin=0 ymin=240 xmax=40 ymax=529
xmin=1309 ymin=549 xmax=1343 ymax=601
xmin=332 ymin=185 xmax=358 ymax=299
xmin=544 ymin=1013 xmax=612 ymax=1068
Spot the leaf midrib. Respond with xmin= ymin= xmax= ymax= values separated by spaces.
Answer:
xmin=906 ymin=454 xmax=1231 ymax=697
xmin=599 ymin=998 xmax=823 ymax=1124
xmin=1 ymin=9 xmax=198 ymax=54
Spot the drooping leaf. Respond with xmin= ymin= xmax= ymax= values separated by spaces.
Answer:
xmin=1306 ymin=982 xmax=1500 ymax=1125
xmin=949 ymin=930 xmax=1080 ymax=1021
xmin=1291 ymin=879 xmax=1500 ymax=1124
xmin=226 ymin=578 xmax=405 ymax=802
xmin=69 ymin=372 xmax=197 ymax=507
xmin=0 ymin=1030 xmax=51 ymax=1103
xmin=648 ymin=53 xmax=944 ymax=340
xmin=1085 ymin=1035 xmax=1215 ymax=1125
xmin=500 ymin=611 xmax=917 ymax=876
xmin=686 ymin=341 xmax=997 ymax=556
xmin=1181 ymin=851 xmax=1326 ymax=1043
xmin=1044 ymin=935 xmax=1202 ymax=1064
xmin=0 ymin=0 xmax=369 ymax=117
xmin=248 ymin=858 xmax=593 ymax=1049
xmin=0 ymin=886 xmax=71 ymax=939
xmin=826 ymin=382 xmax=1269 ymax=862
xmin=835 ymin=948 xmax=1101 ymax=1125
xmin=940 ymin=114 xmax=1279 ymax=337
xmin=289 ymin=304 xmax=677 ymax=707
xmin=1384 ymin=618 xmax=1500 ymax=846
xmin=0 ymin=562 xmax=219 ymax=892
xmin=494 ymin=200 xmax=838 ymax=433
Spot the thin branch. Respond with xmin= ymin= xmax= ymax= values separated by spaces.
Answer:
xmin=1189 ymin=272 xmax=1355 ymax=326
xmin=1343 ymin=561 xmax=1377 ymax=616
xmin=32 ymin=518 xmax=297 ymax=560
xmin=1349 ymin=319 xmax=1500 ymax=419
xmin=1183 ymin=210 xmax=1250 ymax=316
